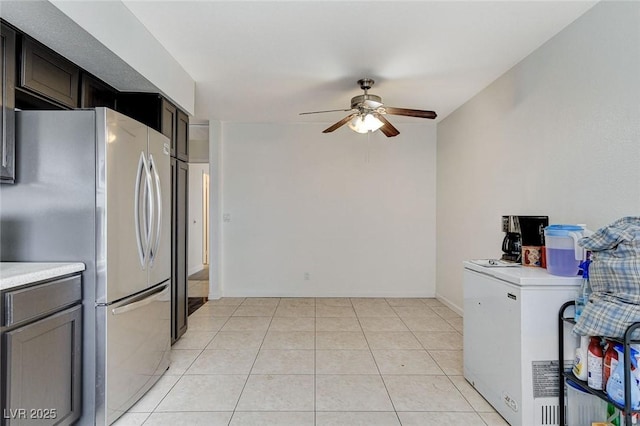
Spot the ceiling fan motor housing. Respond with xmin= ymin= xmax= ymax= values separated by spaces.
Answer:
xmin=351 ymin=94 xmax=383 ymax=109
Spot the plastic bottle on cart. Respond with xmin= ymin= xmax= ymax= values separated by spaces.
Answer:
xmin=604 ymin=340 xmax=619 ymax=392
xmin=575 ymin=258 xmax=592 ymax=321
xmin=588 ymin=336 xmax=604 ymax=390
xmin=573 ymin=335 xmax=589 ymax=381
xmin=606 ymin=344 xmax=640 ymax=410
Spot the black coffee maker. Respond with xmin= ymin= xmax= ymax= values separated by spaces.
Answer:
xmin=501 ymin=215 xmax=549 ymax=262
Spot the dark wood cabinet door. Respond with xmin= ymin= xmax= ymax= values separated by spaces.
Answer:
xmin=115 ymin=93 xmax=162 ymax=131
xmin=176 ymin=109 xmax=189 ymax=162
xmin=19 ymin=37 xmax=79 ymax=109
xmin=80 ymin=72 xmax=116 ymax=109
xmin=171 ymin=159 xmax=188 ymax=343
xmin=1 ymin=23 xmax=16 ymax=183
xmin=161 ymin=99 xmax=177 ymax=158
xmin=116 ymin=94 xmax=188 ymax=161
xmin=3 ymin=305 xmax=82 ymax=426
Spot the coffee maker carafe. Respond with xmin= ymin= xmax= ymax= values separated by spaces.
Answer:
xmin=501 ymin=216 xmax=521 ymax=262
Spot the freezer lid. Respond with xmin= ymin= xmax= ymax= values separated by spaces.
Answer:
xmin=463 ymin=261 xmax=583 ymax=287
xmin=96 ymin=108 xmax=150 ymax=304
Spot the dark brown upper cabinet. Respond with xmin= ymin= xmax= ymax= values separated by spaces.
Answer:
xmin=161 ymin=98 xmax=177 ymax=157
xmin=176 ymin=109 xmax=189 ymax=162
xmin=19 ymin=36 xmax=80 ymax=109
xmin=81 ymin=72 xmax=117 ymax=109
xmin=1 ymin=22 xmax=16 ymax=183
xmin=116 ymin=93 xmax=189 ymax=160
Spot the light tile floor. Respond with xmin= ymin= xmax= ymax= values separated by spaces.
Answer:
xmin=114 ymin=297 xmax=508 ymax=426
xmin=188 ymin=279 xmax=209 ymax=298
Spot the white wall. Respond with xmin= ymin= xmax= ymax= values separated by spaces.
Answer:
xmin=208 ymin=121 xmax=222 ymax=299
xmin=436 ymin=1 xmax=640 ymax=312
xmin=220 ymin=122 xmax=437 ymax=297
xmin=189 ymin=124 xmax=210 ymax=163
xmin=50 ymin=1 xmax=195 ymax=114
xmin=188 ymin=163 xmax=209 ymax=276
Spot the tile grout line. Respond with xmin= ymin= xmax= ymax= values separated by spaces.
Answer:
xmin=123 ymin=297 xmax=485 ymax=426
xmin=227 ymin=298 xmax=280 ymax=425
xmin=140 ymin=301 xmax=241 ymax=425
xmin=203 ymin=299 xmax=246 ymax=426
xmin=399 ymin=301 xmax=489 ymax=424
xmin=354 ymin=298 xmax=403 ymax=425
xmin=139 ymin=301 xmax=237 ymax=425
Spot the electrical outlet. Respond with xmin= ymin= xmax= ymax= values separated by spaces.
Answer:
xmin=304 ymin=272 xmax=310 ymax=281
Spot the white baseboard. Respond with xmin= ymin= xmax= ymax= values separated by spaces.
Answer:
xmin=188 ymin=264 xmax=207 ymax=277
xmin=217 ymin=291 xmax=438 ymax=298
xmin=435 ymin=293 xmax=463 ymax=316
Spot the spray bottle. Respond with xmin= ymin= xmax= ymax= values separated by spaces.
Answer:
xmin=575 ymin=257 xmax=592 ymax=321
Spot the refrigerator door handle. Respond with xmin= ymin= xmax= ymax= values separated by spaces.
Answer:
xmin=143 ymin=152 xmax=154 ymax=264
xmin=111 ymin=284 xmax=168 ymax=316
xmin=148 ymin=154 xmax=162 ymax=265
xmin=1 ymin=100 xmax=6 ymax=167
xmin=134 ymin=152 xmax=146 ymax=268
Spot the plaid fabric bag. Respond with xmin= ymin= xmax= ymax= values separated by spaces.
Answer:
xmin=573 ymin=217 xmax=640 ymax=338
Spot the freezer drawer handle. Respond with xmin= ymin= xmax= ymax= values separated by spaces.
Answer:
xmin=1 ymin=33 xmax=6 ymax=169
xmin=507 ymin=293 xmax=517 ymax=300
xmin=111 ymin=285 xmax=168 ymax=315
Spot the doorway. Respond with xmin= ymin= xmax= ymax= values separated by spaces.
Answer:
xmin=203 ymin=171 xmax=210 ymax=266
xmin=185 ymin=123 xmax=210 ymax=316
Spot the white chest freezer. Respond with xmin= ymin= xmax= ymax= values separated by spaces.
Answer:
xmin=463 ymin=261 xmax=582 ymax=426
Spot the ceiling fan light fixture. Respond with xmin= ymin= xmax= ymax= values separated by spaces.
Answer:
xmin=348 ymin=113 xmax=384 ymax=134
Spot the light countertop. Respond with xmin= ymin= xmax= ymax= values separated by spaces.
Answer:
xmin=0 ymin=262 xmax=85 ymax=291
xmin=464 ymin=260 xmax=583 ymax=287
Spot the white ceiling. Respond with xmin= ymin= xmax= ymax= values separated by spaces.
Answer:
xmin=121 ymin=1 xmax=596 ymax=125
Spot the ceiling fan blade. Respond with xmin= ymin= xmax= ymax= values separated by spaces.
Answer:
xmin=323 ymin=113 xmax=357 ymax=133
xmin=384 ymin=107 xmax=437 ymax=119
xmin=374 ymin=114 xmax=400 ymax=137
xmin=300 ymin=108 xmax=353 ymax=115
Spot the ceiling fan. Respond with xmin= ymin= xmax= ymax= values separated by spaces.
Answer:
xmin=299 ymin=78 xmax=437 ymax=137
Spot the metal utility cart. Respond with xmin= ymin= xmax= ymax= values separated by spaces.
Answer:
xmin=559 ymin=300 xmax=640 ymax=425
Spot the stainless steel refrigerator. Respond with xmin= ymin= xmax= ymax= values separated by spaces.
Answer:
xmin=0 ymin=108 xmax=171 ymax=425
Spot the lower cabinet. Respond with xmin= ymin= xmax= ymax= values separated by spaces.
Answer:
xmin=1 ymin=272 xmax=83 ymax=426
xmin=2 ymin=304 xmax=82 ymax=426
xmin=171 ymin=158 xmax=188 ymax=343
